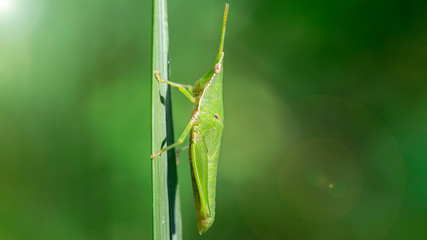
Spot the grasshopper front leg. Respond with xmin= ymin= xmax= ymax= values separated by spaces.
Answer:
xmin=154 ymin=70 xmax=196 ymax=103
xmin=151 ymin=120 xmax=193 ymax=159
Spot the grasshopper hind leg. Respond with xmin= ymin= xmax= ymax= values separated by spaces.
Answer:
xmin=151 ymin=121 xmax=193 ymax=159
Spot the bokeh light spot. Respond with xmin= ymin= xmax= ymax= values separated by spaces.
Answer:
xmin=278 ymin=137 xmax=362 ymax=222
xmin=0 ymin=0 xmax=13 ymax=14
xmin=0 ymin=0 xmax=42 ymax=40
xmin=236 ymin=95 xmax=405 ymax=240
xmin=307 ymin=168 xmax=327 ymax=188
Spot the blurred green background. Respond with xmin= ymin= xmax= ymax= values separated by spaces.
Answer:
xmin=1 ymin=0 xmax=426 ymax=239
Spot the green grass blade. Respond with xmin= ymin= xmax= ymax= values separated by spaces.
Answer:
xmin=151 ymin=0 xmax=182 ymax=239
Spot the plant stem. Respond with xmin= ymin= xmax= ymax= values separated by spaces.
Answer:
xmin=151 ymin=0 xmax=182 ymax=239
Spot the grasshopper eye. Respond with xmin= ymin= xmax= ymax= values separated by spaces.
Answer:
xmin=213 ymin=63 xmax=222 ymax=74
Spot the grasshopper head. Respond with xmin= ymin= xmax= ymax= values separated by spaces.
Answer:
xmin=214 ymin=3 xmax=228 ymax=74
xmin=193 ymin=3 xmax=228 ymax=93
xmin=218 ymin=4 xmax=229 ymax=53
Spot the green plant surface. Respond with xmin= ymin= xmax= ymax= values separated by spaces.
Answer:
xmin=151 ymin=0 xmax=182 ymax=239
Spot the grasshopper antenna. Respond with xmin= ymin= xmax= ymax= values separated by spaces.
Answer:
xmin=219 ymin=3 xmax=229 ymax=54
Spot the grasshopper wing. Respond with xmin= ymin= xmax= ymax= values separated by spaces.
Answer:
xmin=190 ymin=117 xmax=223 ymax=234
xmin=204 ymin=121 xmax=223 ymax=158
xmin=190 ymin=129 xmax=210 ymax=220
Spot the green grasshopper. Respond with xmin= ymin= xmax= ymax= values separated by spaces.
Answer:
xmin=151 ymin=3 xmax=229 ymax=234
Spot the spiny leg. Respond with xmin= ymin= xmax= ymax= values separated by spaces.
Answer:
xmin=151 ymin=120 xmax=193 ymax=159
xmin=154 ymin=70 xmax=196 ymax=103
